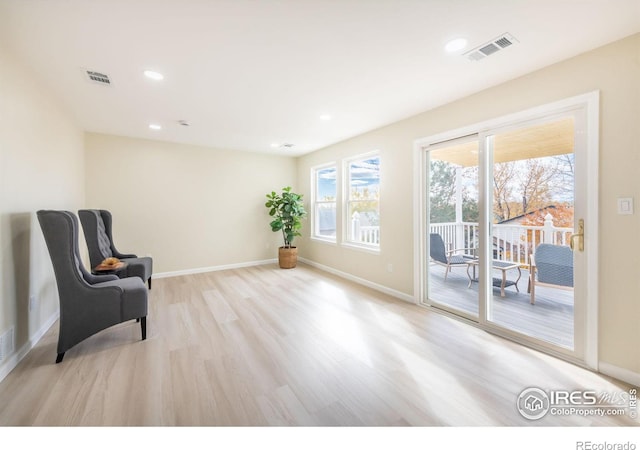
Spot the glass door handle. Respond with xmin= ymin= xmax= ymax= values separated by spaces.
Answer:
xmin=570 ymin=219 xmax=584 ymax=252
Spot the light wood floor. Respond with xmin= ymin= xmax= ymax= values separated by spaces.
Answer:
xmin=0 ymin=263 xmax=636 ymax=426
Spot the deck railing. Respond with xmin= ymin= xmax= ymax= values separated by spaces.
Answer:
xmin=351 ymin=212 xmax=573 ymax=264
xmin=430 ymin=213 xmax=573 ymax=266
xmin=351 ymin=212 xmax=380 ymax=245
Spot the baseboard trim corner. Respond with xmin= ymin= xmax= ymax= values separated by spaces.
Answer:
xmin=154 ymin=259 xmax=278 ymax=279
xmin=298 ymin=257 xmax=415 ymax=304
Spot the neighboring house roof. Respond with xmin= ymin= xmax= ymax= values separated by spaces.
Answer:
xmin=498 ymin=205 xmax=563 ymax=225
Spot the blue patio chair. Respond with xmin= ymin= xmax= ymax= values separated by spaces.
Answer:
xmin=429 ymin=233 xmax=477 ymax=281
xmin=528 ymin=243 xmax=574 ymax=304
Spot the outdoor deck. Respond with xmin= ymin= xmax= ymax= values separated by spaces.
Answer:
xmin=427 ymin=263 xmax=574 ymax=349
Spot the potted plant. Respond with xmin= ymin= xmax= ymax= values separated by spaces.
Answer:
xmin=265 ymin=186 xmax=307 ymax=269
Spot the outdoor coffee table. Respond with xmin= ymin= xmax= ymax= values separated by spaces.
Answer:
xmin=466 ymin=259 xmax=522 ymax=297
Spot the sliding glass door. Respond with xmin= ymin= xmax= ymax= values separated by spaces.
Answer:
xmin=420 ymin=94 xmax=597 ymax=365
xmin=486 ymin=118 xmax=576 ymax=350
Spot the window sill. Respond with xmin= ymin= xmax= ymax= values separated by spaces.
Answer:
xmin=341 ymin=242 xmax=381 ymax=255
xmin=310 ymin=236 xmax=338 ymax=246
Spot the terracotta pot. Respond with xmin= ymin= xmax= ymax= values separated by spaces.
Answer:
xmin=278 ymin=246 xmax=298 ymax=269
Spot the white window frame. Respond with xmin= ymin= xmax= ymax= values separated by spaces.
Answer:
xmin=311 ymin=162 xmax=338 ymax=243
xmin=343 ymin=151 xmax=381 ymax=251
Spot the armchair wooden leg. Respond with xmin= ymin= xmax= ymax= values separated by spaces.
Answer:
xmin=55 ymin=352 xmax=65 ymax=364
xmin=148 ymin=278 xmax=152 ymax=290
xmin=530 ymin=281 xmax=535 ymax=305
xmin=140 ymin=317 xmax=147 ymax=340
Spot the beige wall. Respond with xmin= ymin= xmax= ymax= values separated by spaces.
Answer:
xmin=0 ymin=43 xmax=85 ymax=373
xmin=84 ymin=133 xmax=297 ymax=274
xmin=297 ymin=34 xmax=640 ymax=375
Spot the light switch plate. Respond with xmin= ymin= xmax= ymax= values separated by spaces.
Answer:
xmin=617 ymin=197 xmax=633 ymax=215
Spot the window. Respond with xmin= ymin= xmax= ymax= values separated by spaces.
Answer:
xmin=312 ymin=164 xmax=337 ymax=241
xmin=346 ymin=153 xmax=380 ymax=247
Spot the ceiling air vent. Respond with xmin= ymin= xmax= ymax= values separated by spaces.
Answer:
xmin=464 ymin=33 xmax=518 ymax=62
xmin=85 ymin=70 xmax=111 ymax=85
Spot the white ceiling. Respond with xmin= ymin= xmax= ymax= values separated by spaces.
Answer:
xmin=1 ymin=0 xmax=639 ymax=156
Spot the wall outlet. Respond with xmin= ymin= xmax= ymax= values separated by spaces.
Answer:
xmin=387 ymin=263 xmax=393 ymax=273
xmin=29 ymin=295 xmax=37 ymax=312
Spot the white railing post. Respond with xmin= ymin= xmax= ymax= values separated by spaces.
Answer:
xmin=543 ymin=213 xmax=554 ymax=244
xmin=351 ymin=211 xmax=360 ymax=241
xmin=455 ymin=167 xmax=464 ymax=250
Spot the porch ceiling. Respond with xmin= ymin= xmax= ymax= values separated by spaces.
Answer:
xmin=430 ymin=117 xmax=574 ymax=167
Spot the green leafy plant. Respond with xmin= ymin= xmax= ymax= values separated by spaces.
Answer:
xmin=265 ymin=187 xmax=307 ymax=248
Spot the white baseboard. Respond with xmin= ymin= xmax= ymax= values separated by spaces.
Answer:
xmin=0 ymin=311 xmax=59 ymax=383
xmin=154 ymin=258 xmax=278 ymax=279
xmin=298 ymin=257 xmax=415 ymax=304
xmin=598 ymin=361 xmax=640 ymax=387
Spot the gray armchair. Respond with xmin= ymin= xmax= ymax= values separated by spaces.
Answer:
xmin=78 ymin=209 xmax=153 ymax=289
xmin=37 ymin=210 xmax=148 ymax=363
xmin=528 ymin=243 xmax=574 ymax=304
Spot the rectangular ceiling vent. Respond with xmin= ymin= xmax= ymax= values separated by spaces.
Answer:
xmin=85 ymin=70 xmax=111 ymax=85
xmin=464 ymin=33 xmax=518 ymax=62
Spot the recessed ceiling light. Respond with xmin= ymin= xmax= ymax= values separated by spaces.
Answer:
xmin=149 ymin=124 xmax=162 ymax=130
xmin=143 ymin=70 xmax=164 ymax=81
xmin=319 ymin=114 xmax=332 ymax=121
xmin=445 ymin=38 xmax=468 ymax=53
